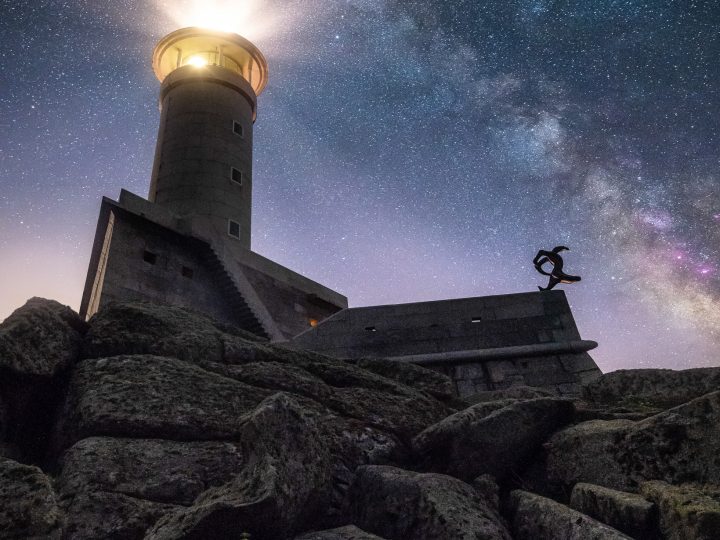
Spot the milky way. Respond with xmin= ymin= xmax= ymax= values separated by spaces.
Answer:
xmin=1 ymin=1 xmax=719 ymax=371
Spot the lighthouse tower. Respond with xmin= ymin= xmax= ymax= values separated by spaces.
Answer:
xmin=80 ymin=27 xmax=346 ymax=338
xmin=149 ymin=28 xmax=269 ymax=248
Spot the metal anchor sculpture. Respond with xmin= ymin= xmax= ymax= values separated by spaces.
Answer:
xmin=533 ymin=246 xmax=581 ymax=291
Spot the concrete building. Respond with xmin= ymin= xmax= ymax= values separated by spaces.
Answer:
xmin=81 ymin=27 xmax=602 ymax=394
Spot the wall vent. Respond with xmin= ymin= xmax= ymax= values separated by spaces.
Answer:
xmin=228 ymin=220 xmax=241 ymax=239
xmin=143 ymin=250 xmax=157 ymax=265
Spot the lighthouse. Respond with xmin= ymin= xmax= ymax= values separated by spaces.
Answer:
xmin=79 ymin=25 xmax=601 ymax=397
xmin=148 ymin=28 xmax=269 ymax=248
xmin=80 ymin=28 xmax=347 ymax=338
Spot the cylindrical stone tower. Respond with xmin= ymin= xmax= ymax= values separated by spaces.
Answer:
xmin=149 ymin=27 xmax=268 ymax=248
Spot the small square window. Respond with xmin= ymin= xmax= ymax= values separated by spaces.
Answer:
xmin=181 ymin=266 xmax=194 ymax=279
xmin=228 ymin=220 xmax=241 ymax=239
xmin=231 ymin=167 xmax=243 ymax=185
xmin=233 ymin=121 xmax=244 ymax=137
xmin=143 ymin=250 xmax=157 ymax=265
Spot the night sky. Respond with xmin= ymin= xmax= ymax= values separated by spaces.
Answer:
xmin=2 ymin=1 xmax=719 ymax=372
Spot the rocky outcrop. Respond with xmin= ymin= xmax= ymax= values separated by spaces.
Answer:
xmin=509 ymin=490 xmax=633 ymax=539
xmin=2 ymin=298 xmax=720 ymax=539
xmin=61 ymin=491 xmax=177 ymax=540
xmin=0 ymin=458 xmax=62 ymax=539
xmin=294 ymin=525 xmax=386 ymax=539
xmin=413 ymin=397 xmax=574 ymax=481
xmin=569 ymin=483 xmax=657 ymax=539
xmin=80 ymin=301 xmax=261 ymax=363
xmin=199 ymin=358 xmax=451 ymax=442
xmin=57 ymin=437 xmax=246 ymax=505
xmin=353 ymin=358 xmax=455 ymax=400
xmin=0 ymin=298 xmax=86 ymax=463
xmin=54 ymin=355 xmax=273 ymax=450
xmin=535 ymin=390 xmax=720 ymax=494
xmin=640 ymin=481 xmax=720 ymax=540
xmin=0 ymin=297 xmax=85 ymax=377
xmin=146 ymin=394 xmax=336 ymax=539
xmin=465 ymin=385 xmax=555 ymax=403
xmin=583 ymin=368 xmax=720 ymax=411
xmin=349 ymin=465 xmax=511 ymax=540
xmin=533 ymin=419 xmax=637 ymax=493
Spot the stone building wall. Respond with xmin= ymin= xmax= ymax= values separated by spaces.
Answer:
xmin=289 ymin=291 xmax=602 ymax=397
xmin=83 ymin=206 xmax=241 ymax=327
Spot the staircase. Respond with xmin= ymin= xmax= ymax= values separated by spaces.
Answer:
xmin=201 ymin=244 xmax=269 ymax=339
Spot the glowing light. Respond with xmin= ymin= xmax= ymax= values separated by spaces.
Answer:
xmin=186 ymin=55 xmax=209 ymax=68
xmin=156 ymin=0 xmax=281 ymax=41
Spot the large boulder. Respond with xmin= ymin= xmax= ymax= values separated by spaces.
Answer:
xmin=465 ymin=385 xmax=556 ymax=404
xmin=81 ymin=302 xmax=261 ymax=363
xmin=349 ymin=465 xmax=511 ymax=540
xmin=0 ymin=299 xmax=86 ymax=462
xmin=0 ymin=458 xmax=62 ymax=539
xmin=60 ymin=491 xmax=177 ymax=540
xmin=53 ymin=355 xmax=272 ymax=450
xmin=583 ymin=368 xmax=720 ymax=411
xmin=640 ymin=481 xmax=720 ymax=540
xmin=57 ymin=437 xmax=246 ymax=505
xmin=534 ymin=419 xmax=637 ymax=494
xmin=146 ymin=393 xmax=337 ymax=540
xmin=353 ymin=358 xmax=455 ymax=400
xmin=0 ymin=393 xmax=6 ymax=441
xmin=569 ymin=483 xmax=657 ymax=540
xmin=509 ymin=490 xmax=633 ymax=539
xmin=199 ymin=359 xmax=451 ymax=442
xmin=0 ymin=297 xmax=85 ymax=377
xmin=615 ymin=390 xmax=720 ymax=485
xmin=295 ymin=525 xmax=386 ymax=539
xmin=413 ymin=397 xmax=575 ymax=481
xmin=537 ymin=390 xmax=720 ymax=493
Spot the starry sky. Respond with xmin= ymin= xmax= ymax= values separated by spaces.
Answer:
xmin=1 ymin=0 xmax=719 ymax=372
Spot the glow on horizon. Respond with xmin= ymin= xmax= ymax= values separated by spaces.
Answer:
xmin=155 ymin=0 xmax=279 ymax=41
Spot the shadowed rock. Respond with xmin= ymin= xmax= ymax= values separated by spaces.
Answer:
xmin=349 ymin=465 xmax=511 ymax=540
xmin=640 ymin=481 xmax=720 ymax=540
xmin=570 ymin=483 xmax=657 ymax=539
xmin=583 ymin=368 xmax=720 ymax=411
xmin=532 ymin=419 xmax=636 ymax=494
xmin=0 ymin=458 xmax=62 ymax=539
xmin=199 ymin=358 xmax=451 ymax=442
xmin=60 ymin=491 xmax=177 ymax=540
xmin=57 ymin=437 xmax=246 ymax=506
xmin=53 ymin=355 xmax=272 ymax=450
xmin=509 ymin=490 xmax=633 ymax=539
xmin=465 ymin=385 xmax=555 ymax=404
xmin=353 ymin=358 xmax=455 ymax=400
xmin=537 ymin=390 xmax=720 ymax=493
xmin=145 ymin=393 xmax=336 ymax=540
xmin=413 ymin=397 xmax=575 ymax=481
xmin=294 ymin=525 xmax=387 ymax=539
xmin=0 ymin=298 xmax=87 ymax=463
xmin=81 ymin=302 xmax=262 ymax=363
xmin=0 ymin=297 xmax=86 ymax=378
